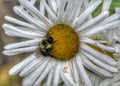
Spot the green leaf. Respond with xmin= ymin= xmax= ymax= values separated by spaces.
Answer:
xmin=92 ymin=1 xmax=103 ymax=17
xmin=110 ymin=0 xmax=120 ymax=14
xmin=92 ymin=0 xmax=120 ymax=17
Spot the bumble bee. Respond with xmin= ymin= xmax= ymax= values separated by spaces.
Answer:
xmin=39 ymin=35 xmax=53 ymax=56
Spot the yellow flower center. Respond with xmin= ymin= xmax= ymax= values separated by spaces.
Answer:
xmin=45 ymin=24 xmax=79 ymax=60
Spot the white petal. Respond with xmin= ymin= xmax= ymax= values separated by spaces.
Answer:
xmin=80 ymin=52 xmax=113 ymax=77
xmin=42 ymin=0 xmax=58 ymax=23
xmin=84 ymin=0 xmax=93 ymax=19
xmin=22 ymin=58 xmax=51 ymax=86
xmin=53 ymin=62 xmax=61 ymax=86
xmin=86 ymin=68 xmax=102 ymax=86
xmin=75 ymin=53 xmax=92 ymax=86
xmin=72 ymin=0 xmax=102 ymax=27
xmin=100 ymin=74 xmax=120 ymax=86
xmin=104 ymin=29 xmax=115 ymax=44
xmin=33 ymin=59 xmax=56 ymax=86
xmin=82 ymin=21 xmax=120 ymax=37
xmin=18 ymin=0 xmax=53 ymax=27
xmin=4 ymin=38 xmax=41 ymax=50
xmin=70 ymin=0 xmax=83 ymax=21
xmin=47 ymin=0 xmax=58 ymax=13
xmin=113 ymin=44 xmax=120 ymax=53
xmin=3 ymin=24 xmax=44 ymax=38
xmin=81 ymin=44 xmax=117 ymax=66
xmin=99 ymin=79 xmax=112 ymax=86
xmin=72 ymin=61 xmax=80 ymax=84
xmin=3 ymin=46 xmax=38 ymax=56
xmin=13 ymin=6 xmax=49 ymax=31
xmin=60 ymin=63 xmax=79 ymax=86
xmin=5 ymin=16 xmax=37 ymax=30
xmin=29 ymin=0 xmax=37 ymax=5
xmin=76 ymin=11 xmax=109 ymax=31
xmin=56 ymin=0 xmax=67 ymax=19
xmin=20 ymin=56 xmax=46 ymax=77
xmin=81 ymin=37 xmax=115 ymax=52
xmin=112 ymin=82 xmax=120 ymax=86
xmin=62 ymin=0 xmax=75 ymax=23
xmin=83 ymin=0 xmax=89 ymax=8
xmin=9 ymin=53 xmax=37 ymax=76
xmin=46 ymin=69 xmax=54 ymax=86
xmin=115 ymin=7 xmax=120 ymax=14
xmin=39 ymin=0 xmax=45 ymax=15
xmin=82 ymin=50 xmax=118 ymax=73
xmin=100 ymin=13 xmax=120 ymax=25
xmin=113 ymin=29 xmax=120 ymax=42
xmin=102 ymin=0 xmax=112 ymax=12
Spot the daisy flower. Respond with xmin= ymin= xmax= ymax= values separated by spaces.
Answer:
xmin=2 ymin=0 xmax=120 ymax=86
xmin=99 ymin=60 xmax=120 ymax=86
xmin=100 ymin=5 xmax=120 ymax=61
xmin=104 ymin=7 xmax=120 ymax=44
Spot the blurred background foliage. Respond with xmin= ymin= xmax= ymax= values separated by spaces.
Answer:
xmin=0 ymin=0 xmax=120 ymax=86
xmin=0 ymin=0 xmax=22 ymax=86
xmin=93 ymin=0 xmax=120 ymax=17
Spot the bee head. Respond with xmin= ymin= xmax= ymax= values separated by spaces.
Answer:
xmin=39 ymin=35 xmax=53 ymax=56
